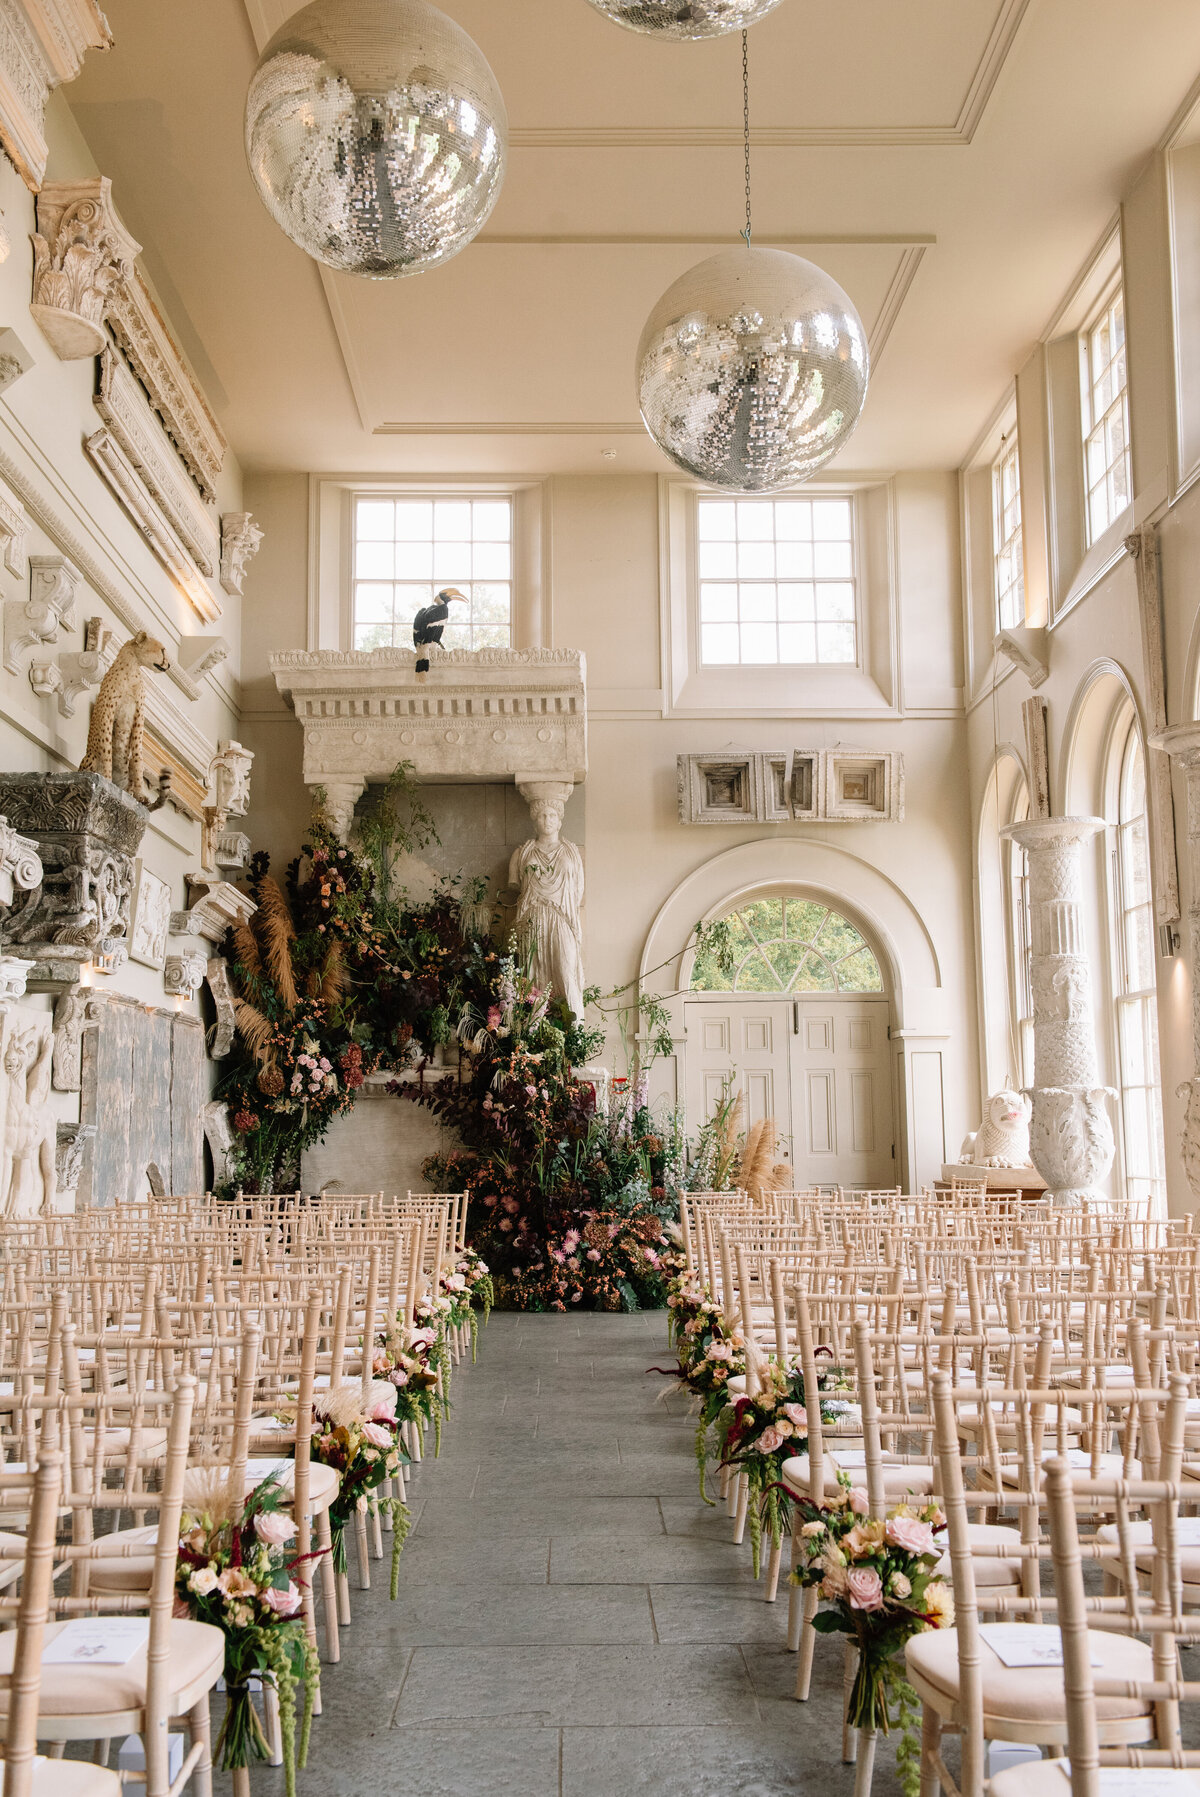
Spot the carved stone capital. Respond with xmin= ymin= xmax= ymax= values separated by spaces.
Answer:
xmin=0 ymin=771 xmax=145 ymax=962
xmin=163 ymin=950 xmax=206 ymax=1000
xmin=0 ymin=953 xmax=33 ymax=1000
xmin=170 ymin=878 xmax=255 ymax=946
xmin=319 ymin=779 xmax=366 ymax=842
xmin=30 ymin=177 xmax=139 ymax=359
xmin=517 ymin=779 xmax=574 ymax=829
xmin=219 ymin=512 xmax=264 ymax=597
xmin=0 ymin=813 xmax=42 ymax=908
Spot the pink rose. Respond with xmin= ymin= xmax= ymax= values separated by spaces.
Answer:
xmin=846 ymin=1567 xmax=885 ymax=1611
xmin=757 ymin=1425 xmax=783 ymax=1454
xmin=410 ymin=1328 xmax=436 ymax=1348
xmin=362 ymin=1422 xmax=394 ymax=1448
xmin=782 ymin=1403 xmax=806 ymax=1426
xmin=390 ymin=1368 xmax=410 ymax=1387
xmin=586 ymin=1249 xmax=601 ymax=1262
xmin=253 ymin=1511 xmax=296 ymax=1547
xmin=847 ymin=1487 xmax=870 ymax=1516
xmin=886 ymin=1515 xmax=935 ymax=1557
xmin=262 ymin=1582 xmax=302 ymax=1617
xmin=368 ymin=1394 xmax=396 ymax=1421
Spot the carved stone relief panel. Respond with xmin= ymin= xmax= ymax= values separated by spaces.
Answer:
xmin=0 ymin=771 xmax=146 ymax=968
xmin=128 ymin=860 xmax=170 ymax=970
xmin=678 ymin=750 xmax=904 ymax=825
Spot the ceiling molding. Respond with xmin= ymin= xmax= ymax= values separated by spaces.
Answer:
xmin=475 ymin=232 xmax=936 ymax=248
xmin=240 ymin=0 xmax=1030 ymax=151
xmin=365 ymin=244 xmax=924 ymax=435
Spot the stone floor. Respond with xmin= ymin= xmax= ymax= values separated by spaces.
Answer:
xmin=214 ymin=1310 xmax=905 ymax=1797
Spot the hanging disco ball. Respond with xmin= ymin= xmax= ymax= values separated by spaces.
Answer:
xmin=636 ymin=246 xmax=869 ymax=491
xmin=583 ymin=0 xmax=786 ymax=38
xmin=245 ymin=0 xmax=507 ymax=278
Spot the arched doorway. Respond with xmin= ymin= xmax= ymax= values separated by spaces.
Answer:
xmin=683 ymin=892 xmax=894 ymax=1189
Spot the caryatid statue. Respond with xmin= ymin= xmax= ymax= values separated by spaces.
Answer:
xmin=1 ymin=1027 xmax=56 ymax=1217
xmin=511 ymin=781 xmax=585 ymax=1019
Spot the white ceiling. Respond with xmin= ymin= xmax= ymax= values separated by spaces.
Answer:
xmin=65 ymin=0 xmax=1200 ymax=477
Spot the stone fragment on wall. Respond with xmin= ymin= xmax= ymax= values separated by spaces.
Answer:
xmin=0 ymin=772 xmax=146 ymax=971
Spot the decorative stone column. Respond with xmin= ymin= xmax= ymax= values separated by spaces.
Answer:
xmin=1001 ymin=816 xmax=1115 ymax=1208
xmin=1148 ymin=723 xmax=1200 ymax=1198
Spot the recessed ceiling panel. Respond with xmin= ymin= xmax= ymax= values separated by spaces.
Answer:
xmin=323 ymin=241 xmax=916 ymax=431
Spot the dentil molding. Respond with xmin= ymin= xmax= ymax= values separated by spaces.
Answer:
xmin=0 ymin=0 xmax=111 ymax=191
xmin=271 ymin=646 xmax=588 ymax=797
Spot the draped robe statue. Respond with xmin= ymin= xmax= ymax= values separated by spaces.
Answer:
xmin=510 ymin=786 xmax=584 ymax=1020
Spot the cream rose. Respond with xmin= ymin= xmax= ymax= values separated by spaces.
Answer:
xmin=847 ymin=1486 xmax=870 ymax=1516
xmin=886 ymin=1515 xmax=935 ymax=1557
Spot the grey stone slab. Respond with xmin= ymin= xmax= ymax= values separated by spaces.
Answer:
xmin=384 ymin=1580 xmax=654 ymax=1646
xmin=549 ymin=1535 xmax=755 ymax=1585
xmin=219 ymin=1722 xmax=562 ymax=1797
xmin=415 ymin=1494 xmax=666 ymax=1538
xmin=390 ymin=1533 xmax=550 ymax=1585
xmin=561 ymin=1724 xmax=905 ymax=1797
xmin=658 ymin=1497 xmax=743 ymax=1540
xmin=393 ymin=1643 xmax=758 ymax=1727
xmin=650 ymin=1582 xmax=793 ymax=1644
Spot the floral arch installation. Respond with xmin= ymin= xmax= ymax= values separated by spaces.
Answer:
xmin=690 ymin=896 xmax=884 ymax=995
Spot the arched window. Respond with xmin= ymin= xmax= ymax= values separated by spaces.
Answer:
xmin=690 ymin=896 xmax=884 ymax=994
xmin=1108 ymin=717 xmax=1166 ymax=1213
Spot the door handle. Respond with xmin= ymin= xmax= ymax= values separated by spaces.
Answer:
xmin=793 ymin=1000 xmax=800 ymax=1035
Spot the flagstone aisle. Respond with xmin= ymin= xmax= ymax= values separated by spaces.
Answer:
xmin=220 ymin=1310 xmax=904 ymax=1797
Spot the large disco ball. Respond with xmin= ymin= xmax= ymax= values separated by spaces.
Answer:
xmin=583 ymin=0 xmax=786 ymax=38
xmin=636 ymin=246 xmax=869 ymax=491
xmin=245 ymin=0 xmax=507 ymax=278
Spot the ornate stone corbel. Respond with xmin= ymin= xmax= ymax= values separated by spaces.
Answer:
xmin=173 ymin=635 xmax=230 ymax=701
xmin=163 ymin=951 xmax=206 ymax=1001
xmin=198 ymin=739 xmax=253 ymax=877
xmin=56 ymin=1121 xmax=96 ymax=1199
xmin=219 ymin=513 xmax=264 ymax=597
xmin=30 ymin=178 xmax=140 ymax=360
xmin=994 ymin=625 xmax=1049 ymax=687
xmin=0 ymin=328 xmax=32 ymax=399
xmin=4 ymin=554 xmax=80 ymax=675
xmin=0 ymin=955 xmax=33 ymax=1001
xmin=1002 ymin=816 xmax=1116 ymax=1208
xmin=51 ymin=981 xmax=100 ymax=1091
xmin=0 ymin=815 xmax=41 ymax=909
xmin=216 ymin=831 xmax=250 ymax=873
xmin=205 ymin=956 xmax=235 ymax=1058
xmin=27 ymin=653 xmax=62 ymax=700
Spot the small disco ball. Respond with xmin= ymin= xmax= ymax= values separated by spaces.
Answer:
xmin=636 ymin=246 xmax=869 ymax=491
xmin=583 ymin=0 xmax=786 ymax=38
xmin=245 ymin=0 xmax=507 ymax=278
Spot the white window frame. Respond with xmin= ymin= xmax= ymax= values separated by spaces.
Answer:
xmin=307 ymin=475 xmax=548 ymax=654
xmin=1079 ymin=282 xmax=1133 ymax=548
xmin=350 ymin=492 xmax=515 ymax=654
xmin=693 ymin=492 xmax=860 ymax=672
xmin=659 ymin=475 xmax=900 ymax=718
xmin=1107 ymin=715 xmax=1166 ymax=1216
xmin=991 ymin=432 xmax=1024 ymax=634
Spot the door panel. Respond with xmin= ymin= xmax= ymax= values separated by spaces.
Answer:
xmin=684 ymin=995 xmax=893 ymax=1188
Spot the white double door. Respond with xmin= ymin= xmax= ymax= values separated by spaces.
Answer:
xmin=684 ymin=995 xmax=894 ymax=1190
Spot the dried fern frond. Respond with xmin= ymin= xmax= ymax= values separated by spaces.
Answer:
xmin=233 ymin=997 xmax=275 ymax=1068
xmin=180 ymin=1468 xmax=242 ymax=1527
xmin=739 ymin=1118 xmax=781 ymax=1206
xmin=229 ymin=920 xmax=262 ymax=980
xmin=253 ymin=875 xmax=298 ymax=1010
xmin=319 ymin=940 xmax=348 ymax=1008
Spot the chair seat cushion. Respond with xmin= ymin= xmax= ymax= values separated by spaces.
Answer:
xmin=84 ymin=1525 xmax=158 ymax=1593
xmin=906 ymin=1626 xmax=1154 ymax=1725
xmin=780 ymin=1456 xmax=934 ymax=1500
xmin=0 ymin=1619 xmax=224 ymax=1721
xmin=182 ymin=1459 xmax=339 ymax=1513
xmin=28 ymin=1759 xmax=121 ymax=1797
xmin=933 ymin=1522 xmax=1022 ymax=1587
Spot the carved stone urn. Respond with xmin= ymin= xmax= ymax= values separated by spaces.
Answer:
xmin=1001 ymin=816 xmax=1116 ymax=1208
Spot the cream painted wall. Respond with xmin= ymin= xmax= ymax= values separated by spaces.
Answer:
xmin=239 ymin=462 xmax=979 ymax=1181
xmin=0 ymin=96 xmax=245 ymax=1180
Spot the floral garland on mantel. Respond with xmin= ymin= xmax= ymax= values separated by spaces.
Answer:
xmin=216 ymin=776 xmax=735 ymax=1311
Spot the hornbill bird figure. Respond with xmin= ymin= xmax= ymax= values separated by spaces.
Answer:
xmin=413 ymin=587 xmax=467 ymax=679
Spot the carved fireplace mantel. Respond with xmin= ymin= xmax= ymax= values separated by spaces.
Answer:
xmin=270 ymin=646 xmax=588 ymax=834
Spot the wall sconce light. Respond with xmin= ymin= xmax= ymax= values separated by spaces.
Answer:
xmin=1158 ymin=922 xmax=1181 ymax=959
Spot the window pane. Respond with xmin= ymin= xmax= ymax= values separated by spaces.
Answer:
xmin=355 ymin=621 xmax=394 ymax=650
xmin=355 ymin=583 xmax=393 ymax=623
xmin=701 ymin=622 xmax=740 ymax=663
xmin=433 ymin=544 xmax=473 ymax=583
xmin=393 ymin=501 xmax=432 ymax=539
xmin=472 ymin=500 xmax=511 ymax=539
xmin=434 ymin=500 xmax=473 ymax=540
xmin=357 ymin=500 xmax=395 ymax=540
xmin=355 ymin=541 xmax=394 ymax=579
xmin=472 ymin=541 xmax=511 ymax=580
xmin=393 ymin=541 xmax=433 ymax=581
xmin=696 ymin=495 xmax=857 ymax=667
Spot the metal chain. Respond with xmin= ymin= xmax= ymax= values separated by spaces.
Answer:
xmin=741 ymin=29 xmax=752 ymax=247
